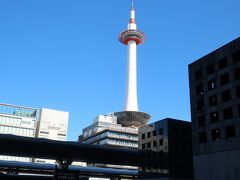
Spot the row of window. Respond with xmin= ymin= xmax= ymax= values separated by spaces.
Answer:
xmin=142 ymin=139 xmax=164 ymax=149
xmin=199 ymin=125 xmax=236 ymax=143
xmin=195 ymin=50 xmax=240 ymax=81
xmin=196 ymin=70 xmax=240 ymax=97
xmin=197 ymin=86 xmax=240 ymax=110
xmin=141 ymin=151 xmax=165 ymax=160
xmin=0 ymin=125 xmax=34 ymax=137
xmin=83 ymin=131 xmax=138 ymax=144
xmin=197 ymin=106 xmax=236 ymax=126
xmin=141 ymin=164 xmax=167 ymax=172
xmin=141 ymin=128 xmax=163 ymax=139
xmin=98 ymin=138 xmax=138 ymax=147
xmin=0 ymin=155 xmax=31 ymax=162
xmin=0 ymin=104 xmax=37 ymax=118
xmin=0 ymin=116 xmax=22 ymax=127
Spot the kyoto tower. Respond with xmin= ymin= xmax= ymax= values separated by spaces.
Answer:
xmin=114 ymin=2 xmax=151 ymax=127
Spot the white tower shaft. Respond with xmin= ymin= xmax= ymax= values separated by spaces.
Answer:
xmin=125 ymin=40 xmax=138 ymax=111
xmin=125 ymin=7 xmax=138 ymax=111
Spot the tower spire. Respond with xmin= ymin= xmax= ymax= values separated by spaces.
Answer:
xmin=131 ymin=0 xmax=134 ymax=10
xmin=129 ymin=0 xmax=136 ymax=29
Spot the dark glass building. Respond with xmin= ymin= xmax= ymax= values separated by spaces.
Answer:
xmin=189 ymin=37 xmax=240 ymax=180
xmin=138 ymin=118 xmax=193 ymax=180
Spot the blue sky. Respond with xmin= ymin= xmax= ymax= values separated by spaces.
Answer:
xmin=0 ymin=0 xmax=240 ymax=141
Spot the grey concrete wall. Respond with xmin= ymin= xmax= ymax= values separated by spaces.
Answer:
xmin=194 ymin=149 xmax=240 ymax=180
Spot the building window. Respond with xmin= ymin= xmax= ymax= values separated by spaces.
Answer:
xmin=199 ymin=132 xmax=207 ymax=143
xmin=225 ymin=125 xmax=236 ymax=138
xmin=142 ymin=144 xmax=145 ymax=150
xmin=209 ymin=95 xmax=217 ymax=106
xmin=219 ymin=57 xmax=228 ymax=69
xmin=232 ymin=50 xmax=240 ymax=63
xmin=159 ymin=150 xmax=163 ymax=157
xmin=207 ymin=64 xmax=215 ymax=75
xmin=147 ymin=132 xmax=151 ymax=138
xmin=159 ymin=162 xmax=164 ymax=169
xmin=208 ymin=80 xmax=216 ymax=90
xmin=198 ymin=115 xmax=206 ymax=126
xmin=210 ymin=111 xmax=219 ymax=123
xmin=58 ymin=133 xmax=66 ymax=136
xmin=40 ymin=131 xmax=49 ymax=134
xmin=221 ymin=90 xmax=231 ymax=102
xmin=223 ymin=107 xmax=233 ymax=120
xmin=142 ymin=133 xmax=145 ymax=140
xmin=234 ymin=68 xmax=240 ymax=80
xmin=195 ymin=70 xmax=202 ymax=81
xmin=153 ymin=140 xmax=157 ymax=147
xmin=159 ymin=128 xmax=163 ymax=135
xmin=159 ymin=139 xmax=163 ymax=146
xmin=196 ymin=84 xmax=204 ymax=96
xmin=153 ymin=151 xmax=157 ymax=158
xmin=147 ymin=142 xmax=151 ymax=148
xmin=220 ymin=73 xmax=230 ymax=85
xmin=236 ymin=86 xmax=240 ymax=98
xmin=211 ymin=128 xmax=221 ymax=141
xmin=197 ymin=98 xmax=205 ymax=110
xmin=153 ymin=130 xmax=156 ymax=136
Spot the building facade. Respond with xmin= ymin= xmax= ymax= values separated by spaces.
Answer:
xmin=0 ymin=103 xmax=69 ymax=164
xmin=79 ymin=114 xmax=138 ymax=170
xmin=189 ymin=37 xmax=240 ymax=180
xmin=0 ymin=103 xmax=38 ymax=162
xmin=138 ymin=118 xmax=193 ymax=180
xmin=80 ymin=114 xmax=138 ymax=149
xmin=35 ymin=108 xmax=69 ymax=164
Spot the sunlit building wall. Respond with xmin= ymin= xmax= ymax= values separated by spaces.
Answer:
xmin=0 ymin=104 xmax=69 ymax=164
xmin=35 ymin=108 xmax=69 ymax=164
xmin=79 ymin=114 xmax=138 ymax=172
xmin=0 ymin=103 xmax=38 ymax=162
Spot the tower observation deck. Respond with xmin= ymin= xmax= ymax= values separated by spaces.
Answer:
xmin=114 ymin=2 xmax=150 ymax=127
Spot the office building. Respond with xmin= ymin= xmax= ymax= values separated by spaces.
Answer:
xmin=0 ymin=103 xmax=38 ymax=162
xmin=189 ymin=37 xmax=240 ymax=180
xmin=36 ymin=108 xmax=68 ymax=141
xmin=80 ymin=114 xmax=138 ymax=148
xmin=138 ymin=118 xmax=193 ymax=180
xmin=79 ymin=114 xmax=138 ymax=170
xmin=0 ymin=103 xmax=69 ymax=164
xmin=35 ymin=108 xmax=69 ymax=164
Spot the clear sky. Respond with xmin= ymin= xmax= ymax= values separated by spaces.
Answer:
xmin=0 ymin=0 xmax=240 ymax=141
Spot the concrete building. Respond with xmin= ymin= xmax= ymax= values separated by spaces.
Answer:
xmin=189 ymin=37 xmax=240 ymax=180
xmin=0 ymin=103 xmax=38 ymax=162
xmin=138 ymin=118 xmax=193 ymax=180
xmin=0 ymin=103 xmax=69 ymax=164
xmin=79 ymin=114 xmax=138 ymax=169
xmin=36 ymin=108 xmax=68 ymax=141
xmin=35 ymin=108 xmax=69 ymax=164
xmin=79 ymin=114 xmax=138 ymax=149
